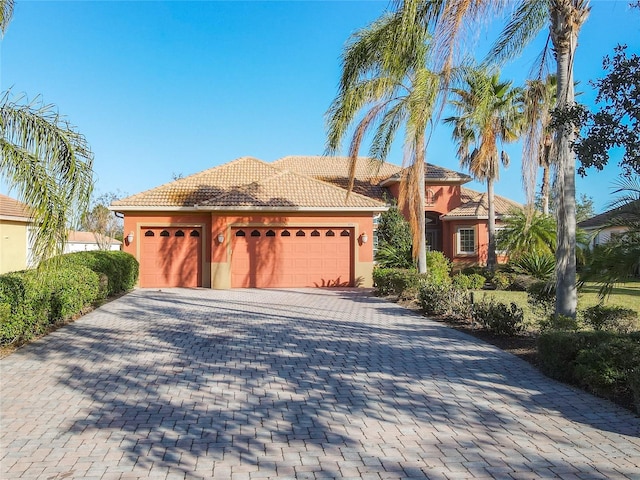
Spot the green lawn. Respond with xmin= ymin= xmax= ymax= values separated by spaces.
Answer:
xmin=473 ymin=280 xmax=640 ymax=328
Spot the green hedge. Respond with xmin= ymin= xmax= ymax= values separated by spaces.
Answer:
xmin=373 ymin=268 xmax=427 ymax=297
xmin=538 ymin=331 xmax=640 ymax=412
xmin=0 ymin=251 xmax=139 ymax=346
xmin=42 ymin=250 xmax=139 ymax=298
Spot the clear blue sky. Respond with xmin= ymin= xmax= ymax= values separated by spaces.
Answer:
xmin=1 ymin=0 xmax=638 ymax=213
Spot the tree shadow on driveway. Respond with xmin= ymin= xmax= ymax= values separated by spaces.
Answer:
xmin=2 ymin=288 xmax=639 ymax=479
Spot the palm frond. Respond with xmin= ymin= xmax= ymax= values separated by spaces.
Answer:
xmin=0 ymin=0 xmax=13 ymax=35
xmin=484 ymin=0 xmax=550 ymax=67
xmin=0 ymin=92 xmax=94 ymax=262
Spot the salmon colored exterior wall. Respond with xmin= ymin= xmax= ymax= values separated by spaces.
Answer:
xmin=386 ymin=181 xmax=506 ymax=269
xmin=122 ymin=211 xmax=375 ymax=289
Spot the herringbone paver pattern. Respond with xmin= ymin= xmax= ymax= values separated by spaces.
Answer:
xmin=1 ymin=288 xmax=639 ymax=479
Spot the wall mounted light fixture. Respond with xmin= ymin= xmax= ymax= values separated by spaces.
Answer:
xmin=217 ymin=233 xmax=225 ymax=243
xmin=361 ymin=232 xmax=368 ymax=244
xmin=126 ymin=231 xmax=134 ymax=244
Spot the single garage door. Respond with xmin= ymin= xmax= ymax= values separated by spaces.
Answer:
xmin=139 ymin=227 xmax=202 ymax=288
xmin=231 ymin=227 xmax=353 ymax=288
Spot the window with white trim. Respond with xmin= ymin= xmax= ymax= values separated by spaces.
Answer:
xmin=457 ymin=227 xmax=476 ymax=255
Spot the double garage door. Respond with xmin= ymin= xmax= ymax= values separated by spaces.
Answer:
xmin=138 ymin=225 xmax=354 ymax=289
xmin=231 ymin=226 xmax=353 ymax=288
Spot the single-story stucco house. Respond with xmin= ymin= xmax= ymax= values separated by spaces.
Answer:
xmin=110 ymin=156 xmax=521 ymax=289
xmin=0 ymin=194 xmax=34 ymax=274
xmin=64 ymin=231 xmax=122 ymax=253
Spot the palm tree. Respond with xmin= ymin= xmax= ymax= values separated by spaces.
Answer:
xmin=521 ymin=75 xmax=557 ymax=215
xmin=386 ymin=0 xmax=589 ymax=318
xmin=444 ymin=68 xmax=522 ymax=271
xmin=326 ymin=9 xmax=443 ymax=273
xmin=1 ymin=0 xmax=94 ymax=263
xmin=497 ymin=207 xmax=556 ymax=258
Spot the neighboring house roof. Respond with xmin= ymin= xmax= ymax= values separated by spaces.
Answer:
xmin=578 ymin=199 xmax=640 ymax=229
xmin=67 ymin=231 xmax=122 ymax=246
xmin=273 ymin=155 xmax=402 ymax=200
xmin=112 ymin=156 xmax=387 ymax=211
xmin=440 ymin=187 xmax=522 ymax=220
xmin=0 ymin=194 xmax=33 ymax=222
xmin=379 ymin=163 xmax=472 ymax=187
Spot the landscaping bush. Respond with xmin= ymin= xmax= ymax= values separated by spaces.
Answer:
xmin=489 ymin=271 xmax=513 ymax=290
xmin=539 ymin=314 xmax=581 ymax=332
xmin=0 ymin=264 xmax=100 ymax=346
xmin=583 ymin=305 xmax=639 ymax=334
xmin=508 ymin=274 xmax=538 ymax=292
xmin=43 ymin=250 xmax=139 ymax=297
xmin=538 ymin=331 xmax=640 ymax=412
xmin=425 ymin=251 xmax=452 ymax=287
xmin=418 ymin=284 xmax=472 ymax=320
xmin=511 ymin=251 xmax=555 ymax=280
xmin=472 ymin=298 xmax=525 ymax=335
xmin=373 ymin=268 xmax=427 ymax=297
xmin=527 ymin=280 xmax=556 ymax=318
xmin=452 ymin=273 xmax=486 ymax=290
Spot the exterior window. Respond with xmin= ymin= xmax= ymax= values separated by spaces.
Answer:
xmin=426 ymin=188 xmax=435 ymax=206
xmin=340 ymin=230 xmax=350 ymax=237
xmin=457 ymin=227 xmax=475 ymax=255
xmin=175 ymin=230 xmax=185 ymax=237
xmin=326 ymin=230 xmax=335 ymax=237
xmin=266 ymin=230 xmax=276 ymax=237
xmin=190 ymin=230 xmax=200 ymax=237
xmin=311 ymin=230 xmax=320 ymax=237
xmin=281 ymin=230 xmax=291 ymax=237
xmin=235 ymin=230 xmax=246 ymax=237
xmin=495 ymin=227 xmax=507 ymax=255
xmin=251 ymin=230 xmax=261 ymax=237
xmin=296 ymin=230 xmax=306 ymax=237
xmin=160 ymin=230 xmax=170 ymax=237
xmin=145 ymin=230 xmax=155 ymax=237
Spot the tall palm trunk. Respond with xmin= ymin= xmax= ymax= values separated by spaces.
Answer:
xmin=415 ymin=133 xmax=428 ymax=273
xmin=487 ymin=177 xmax=497 ymax=271
xmin=550 ymin=0 xmax=588 ymax=318
xmin=541 ymin=161 xmax=551 ymax=215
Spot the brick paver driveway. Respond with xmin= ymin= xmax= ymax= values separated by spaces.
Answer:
xmin=1 ymin=288 xmax=639 ymax=479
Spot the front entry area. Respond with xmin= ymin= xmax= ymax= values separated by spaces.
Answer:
xmin=231 ymin=226 xmax=353 ymax=288
xmin=139 ymin=227 xmax=202 ymax=288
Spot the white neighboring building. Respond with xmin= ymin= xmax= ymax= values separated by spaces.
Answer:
xmin=64 ymin=231 xmax=121 ymax=253
xmin=578 ymin=200 xmax=638 ymax=248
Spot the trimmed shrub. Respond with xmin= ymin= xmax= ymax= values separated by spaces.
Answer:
xmin=527 ymin=280 xmax=556 ymax=317
xmin=583 ymin=305 xmax=639 ymax=334
xmin=452 ymin=273 xmax=486 ymax=290
xmin=373 ymin=268 xmax=427 ymax=297
xmin=508 ymin=274 xmax=538 ymax=292
xmin=418 ymin=284 xmax=472 ymax=320
xmin=0 ymin=264 xmax=100 ymax=346
xmin=452 ymin=273 xmax=472 ymax=290
xmin=472 ymin=299 xmax=525 ymax=336
xmin=490 ymin=271 xmax=513 ymax=290
xmin=42 ymin=250 xmax=138 ymax=297
xmin=538 ymin=331 xmax=640 ymax=412
xmin=425 ymin=251 xmax=452 ymax=287
xmin=539 ymin=314 xmax=581 ymax=332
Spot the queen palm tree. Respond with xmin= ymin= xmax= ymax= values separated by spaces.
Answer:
xmin=382 ymin=0 xmax=589 ymax=318
xmin=1 ymin=0 xmax=94 ymax=263
xmin=444 ymin=68 xmax=522 ymax=271
xmin=326 ymin=8 xmax=444 ymax=273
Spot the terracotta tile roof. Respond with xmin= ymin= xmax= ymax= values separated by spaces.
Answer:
xmin=112 ymin=157 xmax=386 ymax=210
xmin=67 ymin=231 xmax=121 ymax=245
xmin=578 ymin=199 xmax=640 ymax=229
xmin=273 ymin=155 xmax=402 ymax=200
xmin=0 ymin=194 xmax=32 ymax=221
xmin=381 ymin=163 xmax=472 ymax=185
xmin=441 ymin=187 xmax=522 ymax=219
